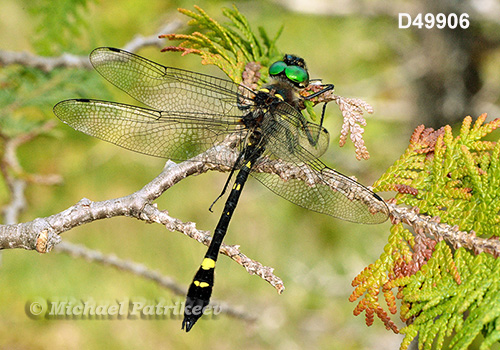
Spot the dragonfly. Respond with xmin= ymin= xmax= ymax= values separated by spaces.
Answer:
xmin=53 ymin=47 xmax=389 ymax=332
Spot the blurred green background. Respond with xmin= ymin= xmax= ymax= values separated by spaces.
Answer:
xmin=1 ymin=0 xmax=499 ymax=349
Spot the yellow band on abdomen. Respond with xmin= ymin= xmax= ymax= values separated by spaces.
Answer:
xmin=201 ymin=258 xmax=216 ymax=270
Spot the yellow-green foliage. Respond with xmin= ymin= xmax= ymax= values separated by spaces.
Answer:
xmin=400 ymin=248 xmax=500 ymax=350
xmin=377 ymin=114 xmax=500 ymax=235
xmin=351 ymin=115 xmax=500 ymax=349
xmin=163 ymin=5 xmax=283 ymax=83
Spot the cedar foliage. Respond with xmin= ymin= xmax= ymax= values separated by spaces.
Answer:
xmin=352 ymin=115 xmax=500 ymax=349
xmin=161 ymin=5 xmax=282 ymax=83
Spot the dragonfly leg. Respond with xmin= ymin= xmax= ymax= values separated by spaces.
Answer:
xmin=299 ymin=83 xmax=334 ymax=147
xmin=208 ymin=150 xmax=245 ymax=212
xmin=303 ymin=83 xmax=334 ymax=100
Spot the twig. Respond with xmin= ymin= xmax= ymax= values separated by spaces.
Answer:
xmin=2 ymin=120 xmax=63 ymax=184
xmin=1 ymin=121 xmax=62 ymax=224
xmin=55 ymin=241 xmax=257 ymax=323
xmin=0 ymin=144 xmax=285 ymax=294
xmin=0 ymin=20 xmax=183 ymax=72
xmin=387 ymin=201 xmax=500 ymax=257
xmin=122 ymin=20 xmax=183 ymax=52
xmin=2 ymin=179 xmax=26 ymax=226
xmin=0 ymin=49 xmax=91 ymax=72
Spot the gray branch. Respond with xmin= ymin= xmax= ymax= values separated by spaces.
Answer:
xmin=0 ymin=49 xmax=92 ymax=72
xmin=122 ymin=20 xmax=183 ymax=52
xmin=55 ymin=241 xmax=257 ymax=323
xmin=0 ymin=20 xmax=182 ymax=71
xmin=0 ymin=144 xmax=285 ymax=294
xmin=387 ymin=201 xmax=500 ymax=256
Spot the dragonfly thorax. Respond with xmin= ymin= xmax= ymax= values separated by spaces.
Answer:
xmin=262 ymin=80 xmax=302 ymax=110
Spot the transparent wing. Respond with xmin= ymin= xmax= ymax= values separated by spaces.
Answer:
xmin=53 ymin=47 xmax=257 ymax=162
xmin=89 ymin=47 xmax=255 ymax=114
xmin=254 ymin=104 xmax=389 ymax=224
xmin=261 ymin=102 xmax=330 ymax=161
xmin=53 ymin=99 xmax=244 ymax=162
xmin=253 ymin=161 xmax=389 ymax=224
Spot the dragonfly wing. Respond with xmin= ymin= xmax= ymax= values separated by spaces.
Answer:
xmin=261 ymin=102 xmax=330 ymax=161
xmin=53 ymin=99 xmax=244 ymax=163
xmin=89 ymin=47 xmax=255 ymax=114
xmin=253 ymin=159 xmax=389 ymax=224
xmin=254 ymin=103 xmax=388 ymax=224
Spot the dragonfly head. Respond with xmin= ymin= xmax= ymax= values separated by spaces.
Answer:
xmin=269 ymin=54 xmax=310 ymax=89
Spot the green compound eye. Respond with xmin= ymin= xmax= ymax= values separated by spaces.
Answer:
xmin=285 ymin=65 xmax=309 ymax=85
xmin=269 ymin=61 xmax=287 ymax=76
